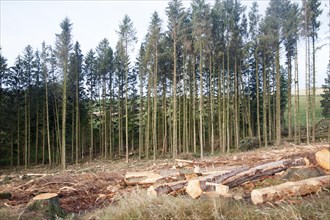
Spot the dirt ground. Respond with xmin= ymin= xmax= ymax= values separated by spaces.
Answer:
xmin=0 ymin=143 xmax=329 ymax=218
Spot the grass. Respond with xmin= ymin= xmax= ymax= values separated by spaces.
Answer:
xmin=285 ymin=95 xmax=325 ymax=128
xmin=82 ymin=189 xmax=330 ymax=220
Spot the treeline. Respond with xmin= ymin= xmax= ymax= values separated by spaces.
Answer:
xmin=0 ymin=0 xmax=326 ymax=168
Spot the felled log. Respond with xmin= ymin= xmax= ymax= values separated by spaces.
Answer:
xmin=148 ymin=180 xmax=188 ymax=196
xmin=315 ymin=148 xmax=330 ymax=170
xmin=222 ymin=157 xmax=308 ymax=188
xmin=125 ymin=171 xmax=163 ymax=186
xmin=251 ymin=175 xmax=330 ymax=204
xmin=148 ymin=166 xmax=249 ymax=196
xmin=26 ymin=193 xmax=65 ymax=219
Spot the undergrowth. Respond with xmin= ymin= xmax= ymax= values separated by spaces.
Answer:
xmin=84 ymin=190 xmax=330 ymax=220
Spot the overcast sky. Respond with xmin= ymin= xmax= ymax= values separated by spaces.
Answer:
xmin=0 ymin=0 xmax=329 ymax=88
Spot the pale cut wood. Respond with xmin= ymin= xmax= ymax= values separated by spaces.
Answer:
xmin=186 ymin=179 xmax=203 ymax=199
xmin=216 ymin=184 xmax=229 ymax=195
xmin=125 ymin=171 xmax=163 ymax=185
xmin=33 ymin=193 xmax=58 ymax=200
xmin=315 ymin=148 xmax=330 ymax=170
xmin=251 ymin=175 xmax=330 ymax=204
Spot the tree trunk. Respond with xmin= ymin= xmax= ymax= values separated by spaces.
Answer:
xmin=199 ymin=45 xmax=204 ymax=158
xmin=275 ymin=44 xmax=281 ymax=146
xmin=173 ymin=36 xmax=178 ymax=158
xmin=153 ymin=44 xmax=158 ymax=160
xmin=61 ymin=62 xmax=67 ymax=170
xmin=255 ymin=49 xmax=261 ymax=147
xmin=251 ymin=175 xmax=330 ymax=204
xmin=262 ymin=55 xmax=268 ymax=147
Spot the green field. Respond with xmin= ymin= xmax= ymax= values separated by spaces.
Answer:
xmin=285 ymin=95 xmax=325 ymax=128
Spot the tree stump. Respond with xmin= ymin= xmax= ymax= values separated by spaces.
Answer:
xmin=26 ymin=193 xmax=65 ymax=219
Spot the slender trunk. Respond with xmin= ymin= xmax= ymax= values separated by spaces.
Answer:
xmin=305 ymin=5 xmax=310 ymax=145
xmin=76 ymin=70 xmax=79 ymax=164
xmin=218 ymin=55 xmax=222 ymax=152
xmin=210 ymin=56 xmax=214 ymax=155
xmin=24 ymin=91 xmax=28 ymax=169
xmin=222 ymin=55 xmax=226 ymax=152
xmin=275 ymin=44 xmax=281 ymax=146
xmin=71 ymin=106 xmax=74 ymax=163
xmin=153 ymin=43 xmax=158 ymax=160
xmin=11 ymin=135 xmax=13 ymax=167
xmin=192 ymin=54 xmax=197 ymax=154
xmin=61 ymin=62 xmax=68 ymax=170
xmin=173 ymin=37 xmax=178 ymax=158
xmin=145 ymin=72 xmax=151 ymax=159
xmin=90 ymin=99 xmax=93 ymax=161
xmin=109 ymin=82 xmax=113 ymax=159
xmin=139 ymin=69 xmax=144 ymax=159
xmin=312 ymin=36 xmax=316 ymax=142
xmin=255 ymin=48 xmax=261 ymax=146
xmin=45 ymin=73 xmax=51 ymax=166
xmin=125 ymin=42 xmax=129 ymax=163
xmin=294 ymin=46 xmax=300 ymax=144
xmin=103 ymin=77 xmax=107 ymax=159
xmin=17 ymin=97 xmax=20 ymax=166
xmin=42 ymin=105 xmax=45 ymax=165
xmin=226 ymin=47 xmax=230 ymax=152
xmin=262 ymin=54 xmax=268 ymax=147
xmin=35 ymin=95 xmax=39 ymax=164
xmin=162 ymin=75 xmax=167 ymax=155
xmin=199 ymin=45 xmax=203 ymax=159
xmin=234 ymin=58 xmax=239 ymax=149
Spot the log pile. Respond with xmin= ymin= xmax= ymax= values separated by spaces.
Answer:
xmin=126 ymin=147 xmax=330 ymax=204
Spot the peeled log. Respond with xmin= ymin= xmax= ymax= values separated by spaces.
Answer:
xmin=26 ymin=193 xmax=65 ymax=219
xmin=251 ymin=175 xmax=330 ymax=204
xmin=315 ymin=148 xmax=330 ymax=170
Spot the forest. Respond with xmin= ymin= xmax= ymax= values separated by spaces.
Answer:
xmin=0 ymin=0 xmax=329 ymax=170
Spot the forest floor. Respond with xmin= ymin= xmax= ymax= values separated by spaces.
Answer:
xmin=0 ymin=143 xmax=329 ymax=220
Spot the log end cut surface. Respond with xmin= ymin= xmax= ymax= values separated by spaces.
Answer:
xmin=315 ymin=148 xmax=330 ymax=170
xmin=33 ymin=193 xmax=58 ymax=200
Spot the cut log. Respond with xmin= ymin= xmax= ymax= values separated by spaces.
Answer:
xmin=315 ymin=148 xmax=330 ymax=170
xmin=124 ymin=171 xmax=163 ymax=185
xmin=26 ymin=193 xmax=65 ymax=219
xmin=251 ymin=175 xmax=330 ymax=204
xmin=186 ymin=179 xmax=203 ymax=199
xmin=222 ymin=157 xmax=308 ymax=188
xmin=148 ymin=166 xmax=249 ymax=196
xmin=147 ymin=180 xmax=188 ymax=196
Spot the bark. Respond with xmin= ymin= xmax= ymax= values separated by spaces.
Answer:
xmin=262 ymin=55 xmax=268 ymax=147
xmin=255 ymin=49 xmax=261 ymax=146
xmin=251 ymin=175 xmax=330 ymax=204
xmin=275 ymin=44 xmax=281 ymax=146
xmin=173 ymin=37 xmax=177 ymax=158
xmin=199 ymin=45 xmax=204 ymax=158
xmin=61 ymin=62 xmax=68 ymax=170
xmin=153 ymin=43 xmax=158 ymax=160
xmin=222 ymin=158 xmax=308 ymax=188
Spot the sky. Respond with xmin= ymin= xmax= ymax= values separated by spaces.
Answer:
xmin=0 ymin=0 xmax=329 ymax=89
